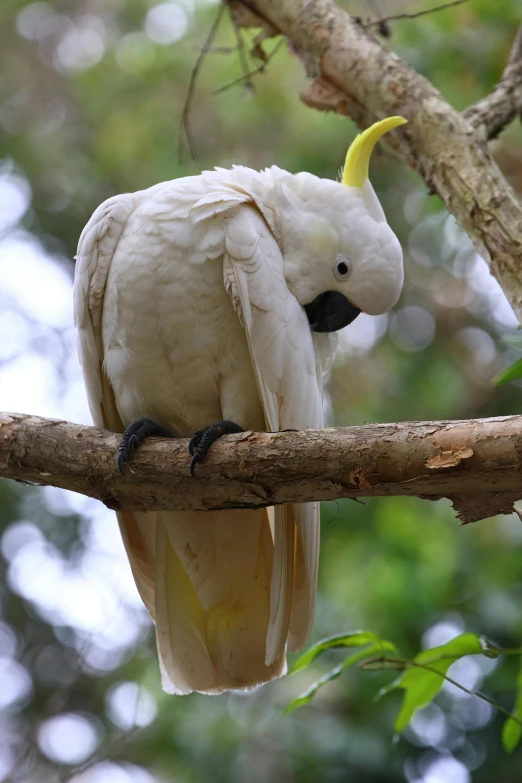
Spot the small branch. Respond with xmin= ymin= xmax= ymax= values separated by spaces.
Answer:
xmin=192 ymin=45 xmax=240 ymax=54
xmin=212 ymin=38 xmax=283 ymax=95
xmin=2 ymin=412 xmax=522 ymax=523
xmin=230 ymin=7 xmax=254 ymax=93
xmin=366 ymin=0 xmax=467 ymax=29
xmin=178 ymin=3 xmax=225 ymax=162
xmin=464 ymin=25 xmax=522 ymax=140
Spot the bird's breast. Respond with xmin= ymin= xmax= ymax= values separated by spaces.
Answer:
xmin=101 ymin=235 xmax=264 ymax=436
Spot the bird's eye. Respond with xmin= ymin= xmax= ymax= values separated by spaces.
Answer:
xmin=333 ymin=254 xmax=351 ymax=281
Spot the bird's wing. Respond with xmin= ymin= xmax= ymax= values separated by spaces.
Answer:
xmin=73 ymin=193 xmax=157 ymax=615
xmin=74 ymin=194 xmax=134 ymax=430
xmin=223 ymin=205 xmax=325 ymax=661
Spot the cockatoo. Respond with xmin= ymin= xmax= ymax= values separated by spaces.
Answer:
xmin=74 ymin=116 xmax=406 ymax=695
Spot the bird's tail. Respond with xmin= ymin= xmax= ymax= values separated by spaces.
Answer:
xmin=122 ymin=507 xmax=288 ymax=694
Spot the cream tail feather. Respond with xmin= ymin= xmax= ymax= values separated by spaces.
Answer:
xmin=154 ymin=508 xmax=284 ymax=693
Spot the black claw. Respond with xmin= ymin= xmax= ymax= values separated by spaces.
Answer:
xmin=189 ymin=420 xmax=244 ymax=476
xmin=188 ymin=429 xmax=205 ymax=456
xmin=117 ymin=452 xmax=127 ymax=476
xmin=118 ymin=418 xmax=173 ymax=476
xmin=189 ymin=453 xmax=200 ymax=478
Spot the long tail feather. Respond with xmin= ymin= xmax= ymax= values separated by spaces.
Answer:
xmin=265 ymin=505 xmax=295 ymax=666
xmin=152 ymin=508 xmax=286 ymax=694
xmin=117 ymin=511 xmax=156 ymax=620
xmin=288 ymin=502 xmax=320 ymax=652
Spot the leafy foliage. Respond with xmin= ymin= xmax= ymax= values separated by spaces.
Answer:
xmin=288 ymin=631 xmax=522 ymax=751
xmin=290 ymin=631 xmax=399 ymax=674
xmin=287 ymin=633 xmax=398 ymax=712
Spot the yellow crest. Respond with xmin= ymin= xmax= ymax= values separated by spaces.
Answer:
xmin=342 ymin=116 xmax=407 ymax=189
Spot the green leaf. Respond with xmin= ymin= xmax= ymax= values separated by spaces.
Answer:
xmin=290 ymin=631 xmax=397 ymax=674
xmin=413 ymin=633 xmax=484 ymax=663
xmin=502 ymin=656 xmax=522 ymax=753
xmin=286 ymin=642 xmax=394 ymax=714
xmin=286 ymin=662 xmax=345 ymax=713
xmin=386 ymin=634 xmax=484 ymax=733
xmin=494 ymin=358 xmax=522 ymax=386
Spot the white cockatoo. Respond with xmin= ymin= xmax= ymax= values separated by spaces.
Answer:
xmin=74 ymin=116 xmax=406 ymax=695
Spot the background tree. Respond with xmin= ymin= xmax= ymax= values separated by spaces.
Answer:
xmin=1 ymin=1 xmax=522 ymax=781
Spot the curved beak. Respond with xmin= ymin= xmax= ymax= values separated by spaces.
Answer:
xmin=304 ymin=291 xmax=361 ymax=333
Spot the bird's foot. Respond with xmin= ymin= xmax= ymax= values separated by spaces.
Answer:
xmin=189 ymin=420 xmax=244 ymax=477
xmin=118 ymin=418 xmax=173 ymax=475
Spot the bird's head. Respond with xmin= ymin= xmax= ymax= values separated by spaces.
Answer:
xmin=275 ymin=116 xmax=406 ymax=332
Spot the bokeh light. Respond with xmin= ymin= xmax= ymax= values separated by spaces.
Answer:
xmin=37 ymin=712 xmax=100 ymax=764
xmin=145 ymin=2 xmax=191 ymax=45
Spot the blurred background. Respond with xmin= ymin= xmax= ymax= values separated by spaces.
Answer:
xmin=1 ymin=0 xmax=522 ymax=781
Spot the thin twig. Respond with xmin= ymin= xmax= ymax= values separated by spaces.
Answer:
xmin=413 ymin=662 xmax=522 ymax=728
xmin=212 ymin=38 xmax=284 ymax=95
xmin=178 ymin=3 xmax=225 ymax=163
xmin=230 ymin=9 xmax=255 ymax=93
xmin=192 ymin=45 xmax=240 ymax=55
xmin=367 ymin=0 xmax=468 ymax=28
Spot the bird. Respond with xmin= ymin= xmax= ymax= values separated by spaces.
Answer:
xmin=73 ymin=116 xmax=406 ymax=694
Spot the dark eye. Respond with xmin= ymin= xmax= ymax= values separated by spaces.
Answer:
xmin=334 ymin=254 xmax=351 ymax=281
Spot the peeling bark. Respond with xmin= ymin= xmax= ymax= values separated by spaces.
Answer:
xmin=2 ymin=412 xmax=522 ymax=523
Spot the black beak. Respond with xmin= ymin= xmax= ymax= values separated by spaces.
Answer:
xmin=304 ymin=291 xmax=361 ymax=333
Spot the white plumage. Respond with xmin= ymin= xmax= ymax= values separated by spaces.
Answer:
xmin=74 ymin=118 xmax=405 ymax=694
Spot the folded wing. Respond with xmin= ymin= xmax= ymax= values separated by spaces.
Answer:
xmin=223 ymin=205 xmax=327 ymax=662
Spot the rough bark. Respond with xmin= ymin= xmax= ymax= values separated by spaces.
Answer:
xmin=2 ymin=412 xmax=522 ymax=523
xmin=233 ymin=1 xmax=522 ymax=322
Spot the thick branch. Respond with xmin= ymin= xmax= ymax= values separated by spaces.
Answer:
xmin=464 ymin=25 xmax=522 ymax=140
xmin=2 ymin=412 xmax=522 ymax=523
xmin=235 ymin=0 xmax=522 ymax=322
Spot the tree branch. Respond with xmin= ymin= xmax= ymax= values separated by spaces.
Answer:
xmin=232 ymin=0 xmax=522 ymax=324
xmin=464 ymin=25 xmax=522 ymax=140
xmin=2 ymin=412 xmax=522 ymax=524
